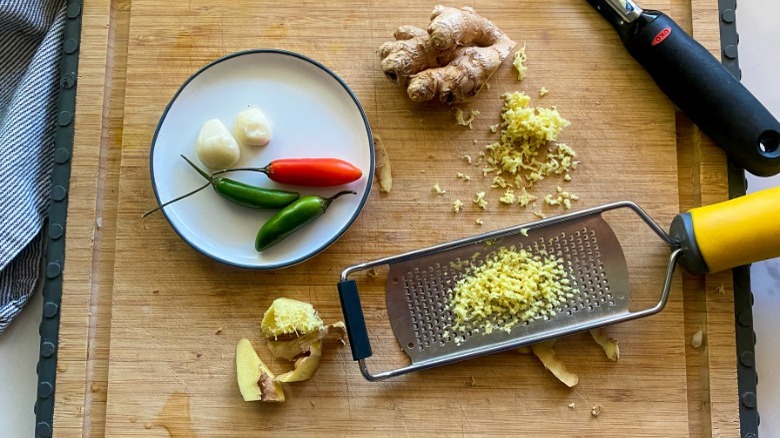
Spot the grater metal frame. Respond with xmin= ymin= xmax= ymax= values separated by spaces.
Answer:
xmin=338 ymin=201 xmax=683 ymax=381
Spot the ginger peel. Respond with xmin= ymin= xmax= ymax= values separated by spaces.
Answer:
xmin=380 ymin=5 xmax=516 ymax=103
xmin=373 ymin=134 xmax=392 ymax=193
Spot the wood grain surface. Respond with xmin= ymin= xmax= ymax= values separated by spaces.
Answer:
xmin=54 ymin=0 xmax=739 ymax=436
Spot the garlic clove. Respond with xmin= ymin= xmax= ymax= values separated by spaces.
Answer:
xmin=234 ymin=108 xmax=272 ymax=147
xmin=196 ymin=118 xmax=241 ymax=169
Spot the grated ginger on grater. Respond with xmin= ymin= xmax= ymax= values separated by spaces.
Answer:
xmin=449 ymin=246 xmax=576 ymax=341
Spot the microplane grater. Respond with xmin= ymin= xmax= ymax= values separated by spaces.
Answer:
xmin=337 ymin=201 xmax=683 ymax=381
xmin=385 ymin=214 xmax=628 ymax=365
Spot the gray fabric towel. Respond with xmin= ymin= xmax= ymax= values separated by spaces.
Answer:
xmin=0 ymin=0 xmax=67 ymax=334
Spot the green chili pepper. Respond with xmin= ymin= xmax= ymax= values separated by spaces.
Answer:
xmin=255 ymin=190 xmax=357 ymax=251
xmin=181 ymin=155 xmax=299 ymax=209
xmin=142 ymin=156 xmax=300 ymax=218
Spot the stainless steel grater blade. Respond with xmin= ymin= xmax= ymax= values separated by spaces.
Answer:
xmin=385 ymin=213 xmax=628 ymax=365
xmin=337 ymin=201 xmax=683 ymax=381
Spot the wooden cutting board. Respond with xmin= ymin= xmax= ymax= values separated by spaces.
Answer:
xmin=54 ymin=0 xmax=739 ymax=436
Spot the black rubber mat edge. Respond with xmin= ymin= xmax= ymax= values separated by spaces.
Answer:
xmin=34 ymin=0 xmax=83 ymax=436
xmin=717 ymin=0 xmax=760 ymax=436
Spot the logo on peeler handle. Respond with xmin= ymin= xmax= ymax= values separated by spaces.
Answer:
xmin=651 ymin=27 xmax=672 ymax=46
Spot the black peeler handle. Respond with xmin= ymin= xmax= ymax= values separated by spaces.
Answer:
xmin=595 ymin=5 xmax=780 ymax=176
xmin=337 ymin=280 xmax=373 ymax=361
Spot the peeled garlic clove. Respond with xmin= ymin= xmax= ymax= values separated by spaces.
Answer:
xmin=234 ymin=108 xmax=272 ymax=147
xmin=196 ymin=119 xmax=240 ymax=170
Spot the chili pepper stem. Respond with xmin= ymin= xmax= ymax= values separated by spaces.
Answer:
xmin=324 ymin=190 xmax=357 ymax=206
xmin=211 ymin=166 xmax=270 ymax=177
xmin=180 ymin=154 xmax=214 ymax=182
xmin=142 ymin=181 xmax=211 ymax=218
xmin=322 ymin=190 xmax=357 ymax=208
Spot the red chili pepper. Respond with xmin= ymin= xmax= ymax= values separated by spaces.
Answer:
xmin=267 ymin=158 xmax=362 ymax=186
xmin=213 ymin=158 xmax=363 ymax=187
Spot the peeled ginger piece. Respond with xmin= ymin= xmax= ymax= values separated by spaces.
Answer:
xmin=196 ymin=119 xmax=240 ymax=169
xmin=261 ymin=298 xmax=324 ymax=338
xmin=235 ymin=338 xmax=285 ymax=402
xmin=234 ymin=108 xmax=272 ymax=147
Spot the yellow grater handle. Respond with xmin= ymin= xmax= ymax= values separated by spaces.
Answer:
xmin=688 ymin=186 xmax=780 ymax=273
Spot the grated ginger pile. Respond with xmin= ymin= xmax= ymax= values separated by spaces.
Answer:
xmin=484 ymin=91 xmax=577 ymax=189
xmin=448 ymin=246 xmax=576 ymax=342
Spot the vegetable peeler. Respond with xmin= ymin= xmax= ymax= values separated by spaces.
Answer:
xmin=587 ymin=0 xmax=780 ymax=176
xmin=337 ymin=187 xmax=780 ymax=380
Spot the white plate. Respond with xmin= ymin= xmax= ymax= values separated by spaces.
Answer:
xmin=150 ymin=50 xmax=374 ymax=269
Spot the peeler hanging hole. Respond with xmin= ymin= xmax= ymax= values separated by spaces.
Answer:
xmin=758 ymin=130 xmax=779 ymax=156
xmin=392 ymin=277 xmax=399 ymax=284
xmin=407 ymin=342 xmax=414 ymax=349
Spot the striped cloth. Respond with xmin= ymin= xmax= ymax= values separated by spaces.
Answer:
xmin=0 ymin=0 xmax=66 ymax=334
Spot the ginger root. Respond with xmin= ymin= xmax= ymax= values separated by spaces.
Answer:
xmin=380 ymin=5 xmax=516 ymax=103
xmin=261 ymin=297 xmax=346 ymax=385
xmin=236 ymin=300 xmax=346 ymax=403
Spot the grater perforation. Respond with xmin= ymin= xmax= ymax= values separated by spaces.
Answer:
xmin=381 ymin=215 xmax=633 ymax=366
